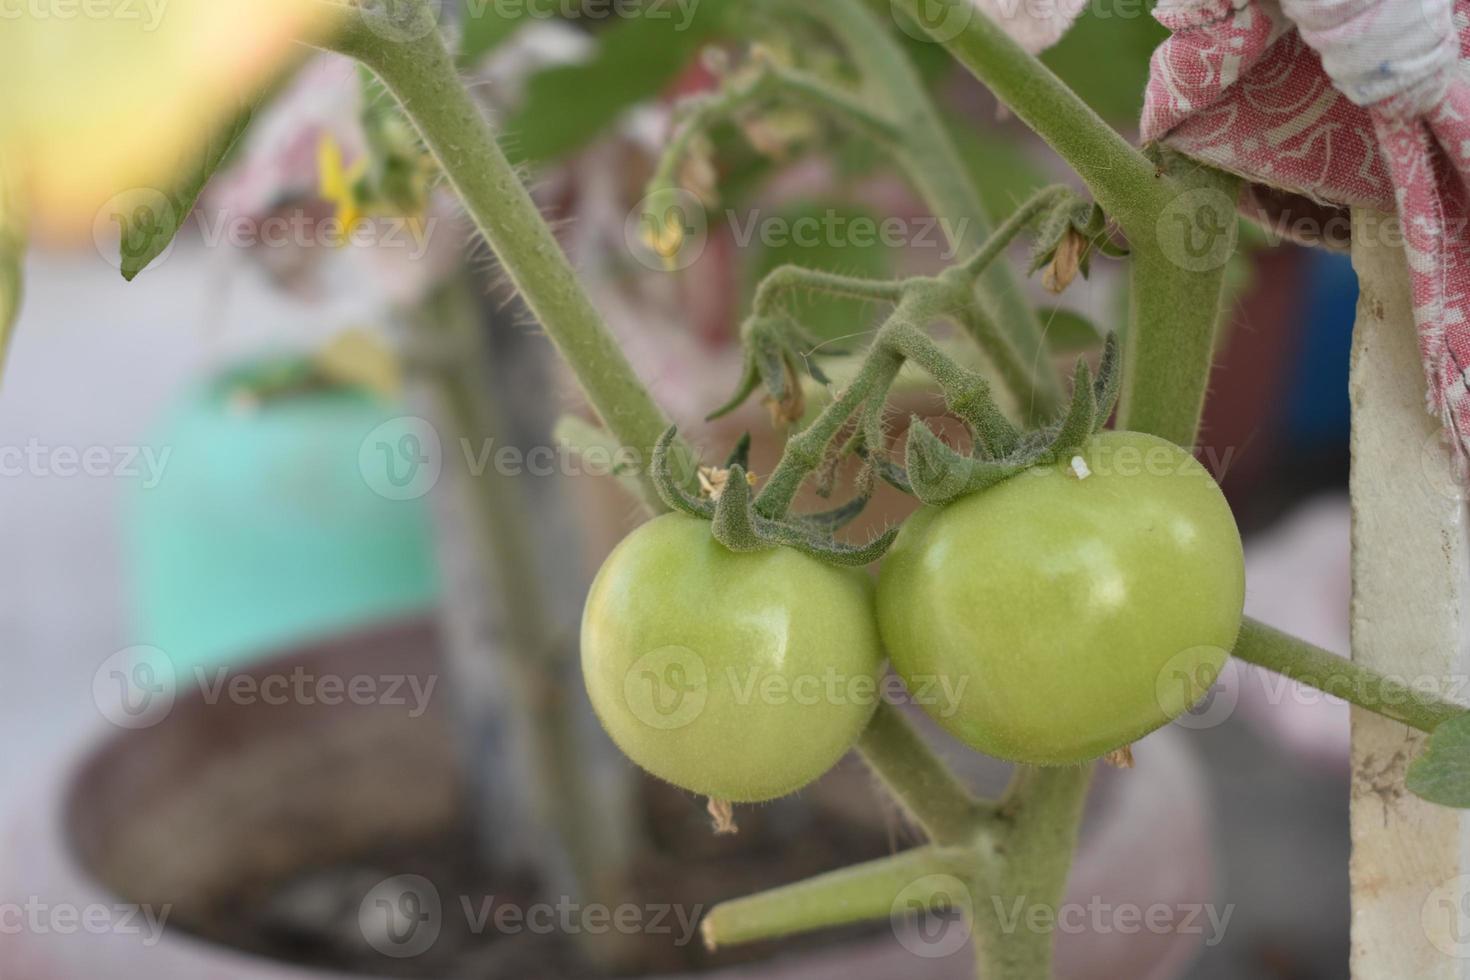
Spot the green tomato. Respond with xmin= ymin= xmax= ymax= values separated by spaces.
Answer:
xmin=581 ymin=513 xmax=884 ymax=802
xmin=878 ymin=430 xmax=1244 ymax=765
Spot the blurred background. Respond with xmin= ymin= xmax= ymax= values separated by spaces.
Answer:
xmin=0 ymin=3 xmax=1359 ymax=979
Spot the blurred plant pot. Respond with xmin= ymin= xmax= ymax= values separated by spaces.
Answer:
xmin=0 ymin=617 xmax=1215 ymax=980
xmin=125 ymin=358 xmax=440 ymax=674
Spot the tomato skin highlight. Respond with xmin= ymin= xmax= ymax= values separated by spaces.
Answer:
xmin=581 ymin=513 xmax=884 ymax=802
xmin=877 ymin=430 xmax=1244 ymax=765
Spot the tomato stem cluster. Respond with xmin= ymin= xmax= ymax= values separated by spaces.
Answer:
xmin=315 ymin=2 xmax=1470 ymax=978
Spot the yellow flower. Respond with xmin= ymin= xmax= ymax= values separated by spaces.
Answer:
xmin=318 ymin=134 xmax=369 ymax=245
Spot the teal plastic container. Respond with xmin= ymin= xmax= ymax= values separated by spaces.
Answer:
xmin=126 ymin=359 xmax=441 ymax=672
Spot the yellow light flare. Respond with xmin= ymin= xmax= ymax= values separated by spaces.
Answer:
xmin=0 ymin=0 xmax=344 ymax=242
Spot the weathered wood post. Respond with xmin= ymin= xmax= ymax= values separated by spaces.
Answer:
xmin=1348 ymin=208 xmax=1470 ymax=977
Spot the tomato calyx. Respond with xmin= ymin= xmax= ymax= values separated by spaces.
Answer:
xmin=706 ymin=313 xmax=834 ymax=423
xmin=884 ymin=332 xmax=1122 ymax=506
xmin=651 ymin=427 xmax=898 ymax=566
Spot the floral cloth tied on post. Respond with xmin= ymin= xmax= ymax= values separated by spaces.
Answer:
xmin=1142 ymin=0 xmax=1470 ymax=459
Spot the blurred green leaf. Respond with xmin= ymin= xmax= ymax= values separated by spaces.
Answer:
xmin=117 ymin=103 xmax=253 ymax=281
xmin=0 ymin=173 xmax=23 ymax=379
xmin=742 ymin=200 xmax=895 ymax=343
xmin=458 ymin=0 xmax=533 ymax=65
xmin=1038 ymin=307 xmax=1102 ymax=353
xmin=944 ymin=119 xmax=1048 ymax=222
xmin=1408 ymin=713 xmax=1470 ymax=808
xmin=1041 ymin=6 xmax=1166 ymax=125
xmin=503 ymin=0 xmax=737 ymax=166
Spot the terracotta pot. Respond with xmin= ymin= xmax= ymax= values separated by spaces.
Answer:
xmin=0 ymin=618 xmax=1214 ymax=979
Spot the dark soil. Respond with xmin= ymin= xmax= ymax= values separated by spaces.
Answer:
xmin=177 ymin=765 xmax=901 ymax=978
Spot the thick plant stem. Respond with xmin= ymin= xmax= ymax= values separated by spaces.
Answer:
xmin=1120 ymin=160 xmax=1240 ymax=448
xmin=325 ymin=8 xmax=682 ymax=510
xmin=809 ymin=0 xmax=1063 ymax=416
xmin=1234 ymin=618 xmax=1466 ymax=733
xmin=978 ymin=765 xmax=1094 ymax=979
xmin=857 ymin=702 xmax=981 ymax=844
xmin=890 ymin=0 xmax=1164 ymax=238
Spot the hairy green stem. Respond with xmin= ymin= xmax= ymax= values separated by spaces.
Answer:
xmin=807 ymin=0 xmax=1062 ymax=416
xmin=701 ymin=845 xmax=977 ymax=950
xmin=1119 ymin=158 xmax=1240 ymax=447
xmin=324 ymin=7 xmax=683 ymax=509
xmin=958 ymin=185 xmax=1071 ymax=280
xmin=753 ymin=285 xmax=946 ymax=518
xmin=979 ymin=765 xmax=1094 ymax=979
xmin=1234 ymin=618 xmax=1465 ymax=734
xmin=752 ymin=264 xmax=908 ymax=316
xmin=890 ymin=0 xmax=1163 ymax=238
xmin=857 ymin=702 xmax=982 ymax=844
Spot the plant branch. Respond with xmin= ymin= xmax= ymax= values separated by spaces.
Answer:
xmin=857 ymin=701 xmax=984 ymax=845
xmin=1234 ymin=618 xmax=1466 ymax=734
xmin=700 ymin=845 xmax=977 ymax=950
xmin=889 ymin=0 xmax=1164 ymax=239
xmin=752 ymin=264 xmax=907 ymax=316
xmin=805 ymin=0 xmax=1063 ymax=415
xmin=323 ymin=6 xmax=685 ymax=510
xmin=958 ymin=185 xmax=1071 ymax=280
xmin=981 ymin=764 xmax=1094 ymax=979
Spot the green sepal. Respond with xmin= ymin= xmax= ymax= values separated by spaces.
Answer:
xmin=724 ymin=431 xmax=753 ymax=471
xmin=904 ymin=419 xmax=1030 ymax=505
xmin=657 ymin=428 xmax=894 ymax=565
xmin=706 ymin=352 xmax=762 ymax=421
xmin=901 ymin=333 xmax=1122 ymax=506
xmin=793 ymin=492 xmax=873 ymax=532
xmin=652 ymin=426 xmax=715 ymax=519
xmin=711 ymin=463 xmax=765 ymax=552
xmin=1092 ymin=332 xmax=1121 ymax=424
xmin=1047 ymin=358 xmax=1096 ymax=456
xmin=706 ymin=314 xmax=836 ymax=421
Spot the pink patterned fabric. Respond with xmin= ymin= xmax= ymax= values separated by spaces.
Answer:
xmin=1142 ymin=0 xmax=1470 ymax=458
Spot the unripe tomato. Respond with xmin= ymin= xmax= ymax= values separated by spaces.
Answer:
xmin=581 ymin=514 xmax=884 ymax=802
xmin=878 ymin=430 xmax=1244 ymax=765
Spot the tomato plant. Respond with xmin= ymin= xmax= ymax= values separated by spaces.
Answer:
xmin=581 ymin=513 xmax=883 ymax=802
xmin=878 ymin=430 xmax=1245 ymax=765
